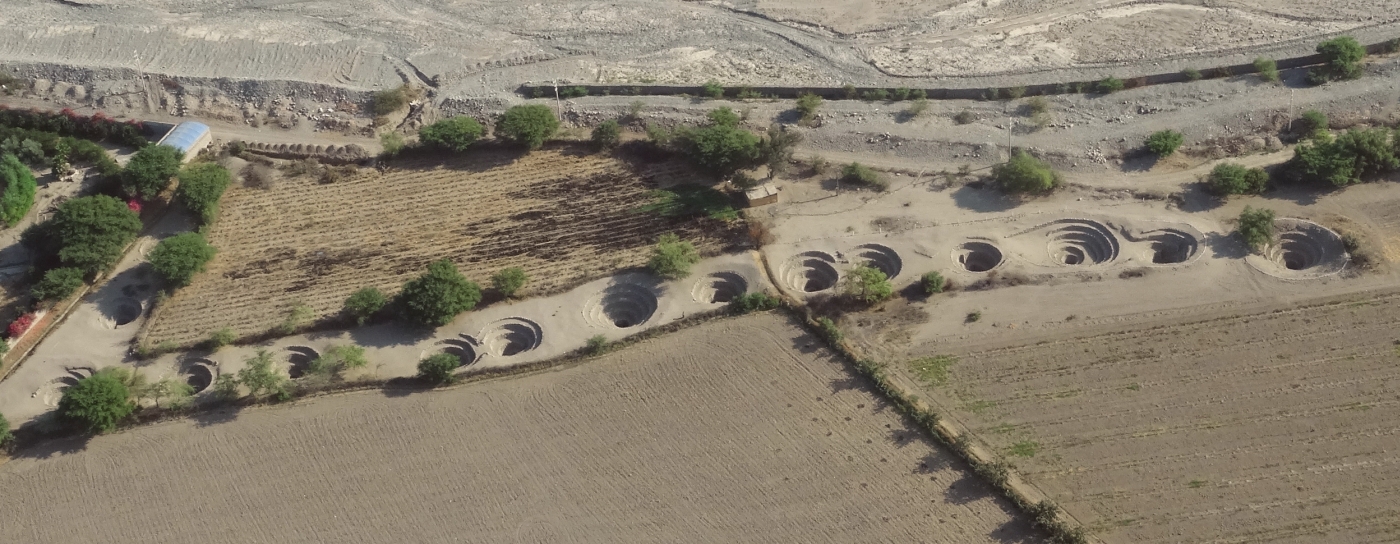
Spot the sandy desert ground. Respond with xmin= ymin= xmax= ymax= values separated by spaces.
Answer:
xmin=0 ymin=314 xmax=1044 ymax=544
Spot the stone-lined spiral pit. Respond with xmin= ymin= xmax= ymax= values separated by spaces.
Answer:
xmin=779 ymin=251 xmax=840 ymax=293
xmin=36 ymin=367 xmax=94 ymax=407
xmin=584 ymin=283 xmax=660 ymax=328
xmin=691 ymin=272 xmax=748 ymax=304
xmin=113 ymin=298 xmax=142 ymax=326
xmin=1144 ymin=229 xmax=1200 ymax=264
xmin=1044 ymin=220 xmax=1120 ymax=266
xmin=438 ymin=337 xmax=479 ymax=366
xmin=954 ymin=242 xmax=1004 ymax=272
xmin=1247 ymin=219 xmax=1347 ymax=279
xmin=182 ymin=360 xmax=217 ymax=393
xmin=480 ymin=318 xmax=543 ymax=357
xmin=286 ymin=346 xmax=319 ymax=379
xmin=852 ymin=244 xmax=903 ymax=279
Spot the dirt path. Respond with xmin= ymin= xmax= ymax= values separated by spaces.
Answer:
xmin=0 ymin=313 xmax=1043 ymax=544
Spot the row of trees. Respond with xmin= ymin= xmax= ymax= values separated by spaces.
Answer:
xmin=342 ymin=261 xmax=532 ymax=329
xmin=397 ymin=105 xmax=562 ymax=157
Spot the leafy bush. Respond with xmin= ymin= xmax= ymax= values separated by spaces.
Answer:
xmin=1291 ymin=128 xmax=1398 ymax=186
xmin=591 ymin=120 xmax=621 ymax=150
xmin=921 ymin=271 xmax=946 ymax=294
xmin=418 ymin=353 xmax=460 ymax=385
xmin=32 ymin=267 xmax=84 ymax=301
xmin=1237 ymin=206 xmax=1276 ymax=250
xmin=495 ymin=105 xmax=560 ymax=150
xmin=237 ymin=350 xmax=290 ymax=399
xmin=647 ymin=233 xmax=700 ymax=280
xmin=1182 ymin=68 xmax=1203 ymax=81
xmin=729 ymin=292 xmax=781 ymax=314
xmin=1309 ymin=36 xmax=1365 ymax=84
xmin=1297 ymin=110 xmax=1328 ymax=137
xmin=843 ymin=264 xmax=893 ymax=304
xmin=0 ymin=153 xmax=35 ymax=227
xmin=559 ymin=86 xmax=589 ymax=99
xmin=635 ymin=185 xmax=737 ymax=221
xmin=861 ymin=89 xmax=890 ymax=102
xmin=372 ymin=85 xmax=409 ymax=116
xmin=398 ymin=259 xmax=482 ymax=327
xmin=1096 ymin=77 xmax=1125 ymax=94
xmin=57 ymin=370 xmax=134 ymax=433
xmin=585 ymin=334 xmax=610 ymax=355
xmin=816 ymin=316 xmax=843 ymax=344
xmin=379 ymin=132 xmax=405 ymax=158
xmin=148 ymin=232 xmax=216 ymax=287
xmin=344 ymin=287 xmax=387 ymax=325
xmin=418 ymin=116 xmax=484 ymax=152
xmin=175 ymin=163 xmax=230 ymax=225
xmin=308 ymin=345 xmax=369 ymax=376
xmin=208 ymin=327 xmax=236 ymax=350
xmin=1145 ymin=130 xmax=1184 ymax=157
xmin=1207 ymin=163 xmax=1269 ymax=195
xmin=904 ymin=98 xmax=930 ymax=119
xmin=994 ymin=151 xmax=1061 ymax=194
xmin=841 ymin=162 xmax=888 ymax=190
xmin=795 ymin=93 xmax=822 ymax=121
xmin=702 ymin=81 xmax=724 ymax=99
xmin=120 ymin=144 xmax=182 ymax=199
xmin=0 ymin=412 xmax=11 ymax=448
xmin=1002 ymin=86 xmax=1027 ymax=100
xmin=492 ymin=267 xmax=528 ymax=297
xmin=1254 ymin=57 xmax=1279 ymax=82
xmin=25 ymin=195 xmax=142 ymax=275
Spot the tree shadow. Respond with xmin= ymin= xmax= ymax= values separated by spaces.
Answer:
xmin=379 ymin=376 xmax=436 ymax=398
xmin=944 ymin=471 xmax=995 ymax=505
xmin=347 ymin=321 xmax=437 ymax=349
xmin=991 ymin=517 xmax=1051 ymax=544
xmin=952 ymin=184 xmax=1018 ymax=213
xmin=829 ymin=375 xmax=863 ymax=393
xmin=191 ymin=404 xmax=245 ymax=427
xmin=1263 ymin=183 xmax=1327 ymax=206
xmin=1118 ymin=151 xmax=1159 ymax=173
xmin=388 ymin=142 xmax=528 ymax=173
xmin=1204 ymin=231 xmax=1250 ymax=260
xmin=8 ymin=431 xmax=92 ymax=461
xmin=913 ymin=450 xmax=952 ymax=473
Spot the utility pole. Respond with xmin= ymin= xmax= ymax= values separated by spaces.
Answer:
xmin=1005 ymin=102 xmax=1013 ymax=158
xmin=553 ymin=79 xmax=562 ymax=121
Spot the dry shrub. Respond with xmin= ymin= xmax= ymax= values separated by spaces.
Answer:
xmin=963 ymin=270 xmax=1041 ymax=291
xmin=747 ymin=220 xmax=775 ymax=247
xmin=241 ymin=163 xmax=276 ymax=190
xmin=319 ymin=165 xmax=359 ymax=185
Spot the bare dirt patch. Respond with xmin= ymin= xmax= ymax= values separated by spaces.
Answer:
xmin=899 ymin=289 xmax=1400 ymax=543
xmin=0 ymin=314 xmax=1042 ymax=544
xmin=143 ymin=146 xmax=742 ymax=347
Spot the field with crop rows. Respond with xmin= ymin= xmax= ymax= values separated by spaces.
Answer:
xmin=143 ymin=146 xmax=742 ymax=347
xmin=901 ymin=288 xmax=1400 ymax=543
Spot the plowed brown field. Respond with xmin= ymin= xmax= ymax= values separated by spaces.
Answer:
xmin=143 ymin=146 xmax=741 ymax=347
xmin=0 ymin=314 xmax=1042 ymax=543
xmin=902 ymin=289 xmax=1400 ymax=543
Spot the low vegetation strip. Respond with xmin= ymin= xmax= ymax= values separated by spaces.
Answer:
xmin=0 ymin=314 xmax=1038 ymax=544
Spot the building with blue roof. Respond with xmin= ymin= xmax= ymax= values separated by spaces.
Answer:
xmin=154 ymin=121 xmax=212 ymax=162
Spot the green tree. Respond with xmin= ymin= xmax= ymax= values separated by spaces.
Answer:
xmin=1254 ymin=57 xmax=1279 ymax=82
xmin=379 ymin=132 xmax=406 ymax=157
xmin=57 ymin=370 xmax=134 ymax=433
xmin=175 ymin=162 xmax=231 ymax=225
xmin=495 ymin=105 xmax=560 ymax=150
xmin=418 ymin=353 xmax=460 ymax=385
xmin=0 ymin=411 xmax=11 ymax=448
xmin=922 ymin=271 xmax=946 ymax=294
xmin=1207 ymin=163 xmax=1269 ymax=195
xmin=591 ymin=120 xmax=621 ymax=150
xmin=1145 ymin=130 xmax=1184 ymax=157
xmin=795 ymin=93 xmax=822 ymax=122
xmin=213 ymin=374 xmax=241 ymax=400
xmin=0 ymin=154 xmax=36 ymax=227
xmin=678 ymin=111 xmax=762 ymax=175
xmin=419 ymin=116 xmax=484 ymax=152
xmin=343 ymin=287 xmax=387 ymax=325
xmin=762 ymin=124 xmax=802 ymax=176
xmin=1297 ymin=110 xmax=1328 ymax=137
xmin=148 ymin=232 xmax=215 ymax=287
xmin=491 ymin=267 xmax=528 ymax=298
xmin=32 ymin=266 xmax=84 ymax=301
xmin=120 ymin=144 xmax=182 ymax=200
xmin=647 ymin=233 xmax=700 ymax=280
xmin=148 ymin=378 xmax=195 ymax=410
xmin=843 ymin=264 xmax=893 ymax=304
xmin=702 ymin=80 xmax=724 ymax=99
xmin=994 ymin=151 xmax=1062 ymax=194
xmin=398 ymin=259 xmax=482 ymax=327
xmin=1237 ymin=206 xmax=1276 ymax=251
xmin=1309 ymin=36 xmax=1365 ymax=84
xmin=1292 ymin=128 xmax=1398 ymax=186
xmin=31 ymin=196 xmax=142 ymax=275
xmin=237 ymin=350 xmax=290 ymax=399
xmin=1097 ymin=77 xmax=1125 ymax=94
xmin=308 ymin=345 xmax=369 ymax=377
xmin=372 ymin=85 xmax=409 ymax=116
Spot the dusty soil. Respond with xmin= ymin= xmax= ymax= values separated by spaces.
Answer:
xmin=887 ymin=289 xmax=1400 ymax=543
xmin=0 ymin=313 xmax=1042 ymax=544
xmin=142 ymin=145 xmax=743 ymax=348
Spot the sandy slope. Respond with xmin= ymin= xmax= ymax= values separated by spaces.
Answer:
xmin=0 ymin=314 xmax=1042 ymax=544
